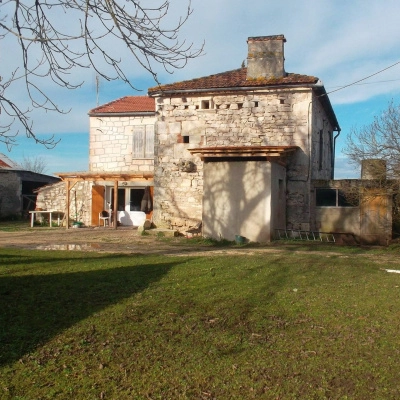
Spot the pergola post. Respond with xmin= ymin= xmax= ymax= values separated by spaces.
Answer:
xmin=65 ymin=180 xmax=70 ymax=230
xmin=113 ymin=180 xmax=118 ymax=229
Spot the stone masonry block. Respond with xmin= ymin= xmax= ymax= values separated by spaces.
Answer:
xmin=168 ymin=122 xmax=181 ymax=135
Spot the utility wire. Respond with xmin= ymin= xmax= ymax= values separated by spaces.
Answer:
xmin=327 ymin=78 xmax=400 ymax=89
xmin=322 ymin=60 xmax=400 ymax=96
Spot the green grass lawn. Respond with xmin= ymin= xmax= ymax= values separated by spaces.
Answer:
xmin=1 ymin=246 xmax=400 ymax=399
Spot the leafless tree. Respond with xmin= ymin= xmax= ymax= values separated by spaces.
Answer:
xmin=0 ymin=0 xmax=203 ymax=149
xmin=20 ymin=155 xmax=47 ymax=174
xmin=344 ymin=100 xmax=400 ymax=180
xmin=344 ymin=100 xmax=400 ymax=231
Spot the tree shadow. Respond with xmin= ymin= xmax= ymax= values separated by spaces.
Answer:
xmin=0 ymin=253 xmax=178 ymax=366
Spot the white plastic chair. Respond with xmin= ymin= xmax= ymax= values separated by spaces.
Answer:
xmin=98 ymin=210 xmax=110 ymax=227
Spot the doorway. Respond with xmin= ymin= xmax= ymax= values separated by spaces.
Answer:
xmin=107 ymin=186 xmax=153 ymax=226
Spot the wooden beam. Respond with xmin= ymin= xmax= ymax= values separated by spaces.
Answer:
xmin=66 ymin=180 xmax=70 ymax=230
xmin=113 ymin=180 xmax=118 ymax=229
xmin=187 ymin=145 xmax=298 ymax=159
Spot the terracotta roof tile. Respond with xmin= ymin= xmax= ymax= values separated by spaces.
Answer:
xmin=89 ymin=96 xmax=155 ymax=114
xmin=148 ymin=68 xmax=319 ymax=94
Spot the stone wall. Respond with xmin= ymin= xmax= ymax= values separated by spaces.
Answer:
xmin=153 ymin=89 xmax=334 ymax=231
xmin=89 ymin=115 xmax=156 ymax=173
xmin=285 ymin=94 xmax=335 ymax=230
xmin=0 ymin=171 xmax=21 ymax=216
xmin=311 ymin=179 xmax=393 ymax=245
xmin=36 ymin=181 xmax=93 ymax=226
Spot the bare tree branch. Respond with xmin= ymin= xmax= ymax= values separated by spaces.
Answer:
xmin=344 ymin=100 xmax=400 ymax=231
xmin=344 ymin=100 xmax=400 ymax=180
xmin=20 ymin=154 xmax=48 ymax=173
xmin=0 ymin=0 xmax=204 ymax=148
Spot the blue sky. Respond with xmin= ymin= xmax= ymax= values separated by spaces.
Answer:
xmin=2 ymin=0 xmax=400 ymax=178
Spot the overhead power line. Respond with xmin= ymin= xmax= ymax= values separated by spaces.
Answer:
xmin=327 ymin=78 xmax=400 ymax=89
xmin=324 ymin=60 xmax=400 ymax=96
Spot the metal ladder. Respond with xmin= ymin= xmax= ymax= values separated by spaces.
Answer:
xmin=275 ymin=229 xmax=336 ymax=242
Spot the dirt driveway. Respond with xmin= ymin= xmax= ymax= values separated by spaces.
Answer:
xmin=1 ymin=225 xmax=396 ymax=263
xmin=0 ymin=226 xmax=270 ymax=256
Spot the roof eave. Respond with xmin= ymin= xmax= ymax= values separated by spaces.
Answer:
xmin=88 ymin=111 xmax=155 ymax=117
xmin=148 ymin=82 xmax=319 ymax=96
xmin=312 ymin=85 xmax=340 ymax=131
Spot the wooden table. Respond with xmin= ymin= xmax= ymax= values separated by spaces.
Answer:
xmin=29 ymin=211 xmax=64 ymax=227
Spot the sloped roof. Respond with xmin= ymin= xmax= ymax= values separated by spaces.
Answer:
xmin=148 ymin=68 xmax=319 ymax=94
xmin=89 ymin=96 xmax=155 ymax=115
xmin=0 ymin=153 xmax=21 ymax=170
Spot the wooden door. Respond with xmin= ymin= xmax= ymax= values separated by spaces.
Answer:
xmin=91 ymin=185 xmax=105 ymax=226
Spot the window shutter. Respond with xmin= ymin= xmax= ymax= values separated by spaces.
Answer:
xmin=133 ymin=126 xmax=145 ymax=158
xmin=145 ymin=125 xmax=154 ymax=157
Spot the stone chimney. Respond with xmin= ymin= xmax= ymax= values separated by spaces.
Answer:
xmin=246 ymin=35 xmax=286 ymax=80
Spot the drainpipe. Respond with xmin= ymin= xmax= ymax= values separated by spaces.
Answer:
xmin=332 ymin=128 xmax=341 ymax=179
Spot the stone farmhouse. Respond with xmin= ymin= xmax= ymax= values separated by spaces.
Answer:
xmin=36 ymin=35 xmax=392 ymax=244
xmin=148 ymin=35 xmax=339 ymax=242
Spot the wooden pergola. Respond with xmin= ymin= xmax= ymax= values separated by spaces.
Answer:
xmin=56 ymin=171 xmax=153 ymax=229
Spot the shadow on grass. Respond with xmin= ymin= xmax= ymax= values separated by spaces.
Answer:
xmin=0 ymin=253 xmax=177 ymax=366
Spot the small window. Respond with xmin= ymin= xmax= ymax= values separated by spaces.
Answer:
xmin=316 ymin=188 xmax=357 ymax=207
xmin=316 ymin=188 xmax=336 ymax=207
xmin=201 ymin=100 xmax=210 ymax=109
xmin=280 ymin=99 xmax=285 ymax=104
xmin=237 ymin=103 xmax=243 ymax=109
xmin=254 ymin=101 xmax=259 ymax=107
xmin=338 ymin=191 xmax=357 ymax=207
xmin=183 ymin=136 xmax=190 ymax=144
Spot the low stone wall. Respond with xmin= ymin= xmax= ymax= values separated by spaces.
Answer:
xmin=36 ymin=181 xmax=92 ymax=226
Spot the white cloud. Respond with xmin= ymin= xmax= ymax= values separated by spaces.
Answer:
xmin=2 ymin=0 xmax=400 ymax=177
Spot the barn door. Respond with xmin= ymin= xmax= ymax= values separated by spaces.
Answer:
xmin=91 ymin=185 xmax=105 ymax=226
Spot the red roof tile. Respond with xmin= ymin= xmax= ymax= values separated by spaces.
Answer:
xmin=148 ymin=68 xmax=319 ymax=94
xmin=89 ymin=96 xmax=155 ymax=114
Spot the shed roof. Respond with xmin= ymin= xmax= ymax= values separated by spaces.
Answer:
xmin=89 ymin=96 xmax=155 ymax=115
xmin=0 ymin=153 xmax=21 ymax=170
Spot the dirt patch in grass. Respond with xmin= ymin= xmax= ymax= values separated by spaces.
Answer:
xmin=0 ymin=223 xmax=396 ymax=261
xmin=0 ymin=225 xmax=335 ymax=257
xmin=0 ymin=226 xmax=255 ymax=256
